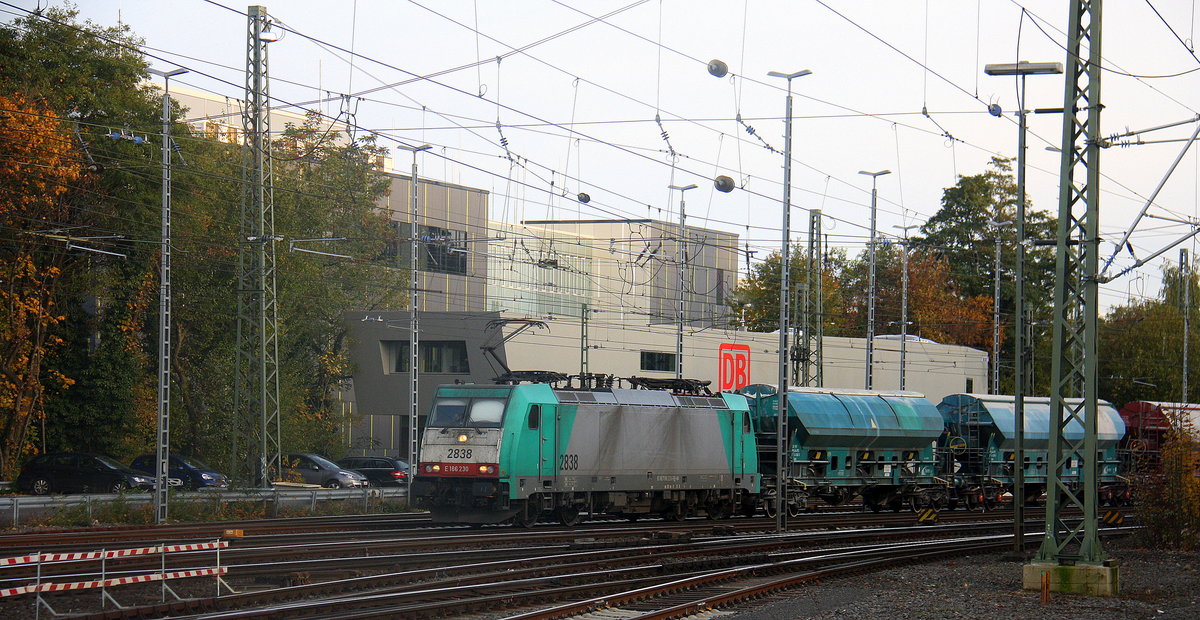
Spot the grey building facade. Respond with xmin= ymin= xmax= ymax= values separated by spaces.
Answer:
xmin=341 ymin=311 xmax=508 ymax=458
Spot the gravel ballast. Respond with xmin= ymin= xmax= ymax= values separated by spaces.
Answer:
xmin=727 ymin=538 xmax=1200 ymax=619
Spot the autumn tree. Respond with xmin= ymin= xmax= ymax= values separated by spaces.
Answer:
xmin=0 ymin=93 xmax=84 ymax=477
xmin=2 ymin=7 xmax=163 ymax=458
xmin=839 ymin=244 xmax=993 ymax=349
xmin=1099 ymin=261 xmax=1199 ymax=407
xmin=910 ymin=157 xmax=1057 ymax=391
xmin=268 ymin=114 xmax=403 ymax=457
xmin=727 ymin=246 xmax=845 ymax=333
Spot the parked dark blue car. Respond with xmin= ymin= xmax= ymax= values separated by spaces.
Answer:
xmin=131 ymin=454 xmax=229 ymax=490
xmin=17 ymin=453 xmax=155 ymax=495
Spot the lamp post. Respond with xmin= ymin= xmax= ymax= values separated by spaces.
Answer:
xmin=984 ymin=60 xmax=1062 ymax=555
xmin=669 ymin=183 xmax=698 ymax=380
xmin=893 ymin=224 xmax=919 ymax=391
xmin=149 ymin=66 xmax=187 ymax=525
xmin=988 ymin=219 xmax=1013 ymax=395
xmin=859 ymin=170 xmax=891 ymax=391
xmin=398 ymin=143 xmax=431 ymax=501
xmin=768 ymin=68 xmax=811 ymax=533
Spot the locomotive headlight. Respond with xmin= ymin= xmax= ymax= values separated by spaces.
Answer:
xmin=457 ymin=434 xmax=469 ymax=443
xmin=478 ymin=465 xmax=495 ymax=474
xmin=428 ymin=464 xmax=440 ymax=473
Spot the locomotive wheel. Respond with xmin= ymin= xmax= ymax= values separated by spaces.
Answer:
xmin=556 ymin=505 xmax=581 ymax=527
xmin=512 ymin=499 xmax=539 ymax=528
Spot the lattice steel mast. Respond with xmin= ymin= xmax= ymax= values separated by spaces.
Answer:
xmin=1036 ymin=0 xmax=1105 ymax=566
xmin=234 ymin=5 xmax=281 ymax=488
xmin=798 ymin=209 xmax=823 ymax=387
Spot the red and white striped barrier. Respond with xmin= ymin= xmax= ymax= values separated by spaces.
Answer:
xmin=0 ymin=546 xmax=164 ymax=567
xmin=0 ymin=567 xmax=227 ymax=598
xmin=162 ymin=540 xmax=229 ymax=553
xmin=0 ymin=539 xmax=232 ymax=599
xmin=0 ymin=540 xmax=227 ymax=568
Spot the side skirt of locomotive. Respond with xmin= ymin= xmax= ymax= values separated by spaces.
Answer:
xmin=414 ymin=474 xmax=756 ymax=525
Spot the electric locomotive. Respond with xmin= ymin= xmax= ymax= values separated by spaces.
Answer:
xmin=410 ymin=378 xmax=759 ymax=526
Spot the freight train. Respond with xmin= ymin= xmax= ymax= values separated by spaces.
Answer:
xmin=410 ymin=374 xmax=1145 ymax=526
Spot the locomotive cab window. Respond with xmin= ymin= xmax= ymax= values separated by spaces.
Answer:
xmin=428 ymin=396 xmax=508 ymax=428
xmin=528 ymin=405 xmax=541 ymax=429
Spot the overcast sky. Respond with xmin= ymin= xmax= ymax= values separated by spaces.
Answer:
xmin=16 ymin=0 xmax=1200 ymax=311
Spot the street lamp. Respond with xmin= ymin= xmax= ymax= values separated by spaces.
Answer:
xmin=668 ymin=183 xmax=698 ymax=380
xmin=768 ymin=68 xmax=811 ymax=534
xmin=397 ymin=142 xmax=432 ymax=502
xmin=149 ymin=66 xmax=187 ymax=525
xmin=859 ymin=170 xmax=891 ymax=390
xmin=893 ymin=224 xmax=919 ymax=390
xmin=988 ymin=219 xmax=1014 ymax=395
xmin=984 ymin=59 xmax=1062 ymax=555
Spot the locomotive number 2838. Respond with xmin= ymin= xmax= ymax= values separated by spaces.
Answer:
xmin=559 ymin=454 xmax=579 ymax=471
xmin=447 ymin=448 xmax=473 ymax=459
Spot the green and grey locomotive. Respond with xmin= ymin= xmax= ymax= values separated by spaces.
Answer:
xmin=410 ymin=382 xmax=759 ymax=525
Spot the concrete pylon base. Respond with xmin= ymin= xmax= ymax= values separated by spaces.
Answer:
xmin=1023 ymin=561 xmax=1120 ymax=597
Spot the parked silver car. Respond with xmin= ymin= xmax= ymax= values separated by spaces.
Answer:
xmin=281 ymin=453 xmax=368 ymax=488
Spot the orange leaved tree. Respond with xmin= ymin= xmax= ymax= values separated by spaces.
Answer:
xmin=0 ymin=93 xmax=84 ymax=477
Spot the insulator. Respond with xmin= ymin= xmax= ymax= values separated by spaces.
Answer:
xmin=500 ymin=136 xmax=509 ymax=148
xmin=988 ymin=103 xmax=1003 ymax=117
xmin=660 ymin=130 xmax=670 ymax=141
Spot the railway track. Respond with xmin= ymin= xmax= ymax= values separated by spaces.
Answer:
xmin=36 ymin=508 xmax=1127 ymax=619
xmin=0 ymin=505 xmax=1042 ymax=586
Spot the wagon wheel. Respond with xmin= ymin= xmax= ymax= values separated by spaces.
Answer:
xmin=556 ymin=505 xmax=581 ymax=527
xmin=763 ymin=498 xmax=778 ymax=519
xmin=908 ymin=496 xmax=922 ymax=513
xmin=512 ymin=498 xmax=539 ymax=528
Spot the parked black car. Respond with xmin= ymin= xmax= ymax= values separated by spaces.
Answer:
xmin=281 ymin=453 xmax=368 ymax=488
xmin=130 ymin=454 xmax=229 ymax=490
xmin=336 ymin=456 xmax=409 ymax=487
xmin=16 ymin=453 xmax=156 ymax=495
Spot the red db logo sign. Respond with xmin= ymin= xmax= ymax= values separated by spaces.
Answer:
xmin=719 ymin=344 xmax=751 ymax=391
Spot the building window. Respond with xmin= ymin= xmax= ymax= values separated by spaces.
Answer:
xmin=383 ymin=340 xmax=470 ymax=374
xmin=966 ymin=378 xmax=974 ymax=393
xmin=640 ymin=351 xmax=676 ymax=372
xmin=420 ymin=225 xmax=468 ymax=275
